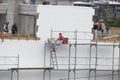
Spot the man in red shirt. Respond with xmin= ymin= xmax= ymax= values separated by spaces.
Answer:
xmin=58 ymin=33 xmax=64 ymax=40
xmin=53 ymin=33 xmax=64 ymax=52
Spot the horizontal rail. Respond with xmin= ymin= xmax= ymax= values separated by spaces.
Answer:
xmin=0 ymin=55 xmax=19 ymax=69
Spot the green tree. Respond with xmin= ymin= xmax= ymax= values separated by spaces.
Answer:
xmin=98 ymin=7 xmax=107 ymax=18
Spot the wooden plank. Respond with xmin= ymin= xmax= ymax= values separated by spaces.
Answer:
xmin=0 ymin=34 xmax=40 ymax=41
xmin=0 ymin=32 xmax=4 ymax=42
xmin=91 ymin=35 xmax=120 ymax=43
xmin=0 ymin=32 xmax=3 ymax=35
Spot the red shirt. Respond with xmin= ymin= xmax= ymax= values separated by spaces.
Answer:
xmin=58 ymin=35 xmax=64 ymax=40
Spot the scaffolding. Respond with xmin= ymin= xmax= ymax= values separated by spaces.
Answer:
xmin=0 ymin=55 xmax=19 ymax=80
xmin=0 ymin=55 xmax=53 ymax=80
xmin=0 ymin=29 xmax=120 ymax=80
xmin=44 ymin=29 xmax=120 ymax=80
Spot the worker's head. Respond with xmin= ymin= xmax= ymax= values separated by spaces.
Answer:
xmin=59 ymin=33 xmax=62 ymax=35
xmin=14 ymin=23 xmax=16 ymax=25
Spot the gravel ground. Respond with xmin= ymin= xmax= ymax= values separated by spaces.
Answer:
xmin=110 ymin=27 xmax=120 ymax=36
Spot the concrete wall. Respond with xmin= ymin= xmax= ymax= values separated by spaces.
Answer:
xmin=0 ymin=3 xmax=7 ymax=27
xmin=19 ymin=4 xmax=37 ymax=35
xmin=0 ymin=3 xmax=38 ymax=35
xmin=7 ymin=0 xmax=19 ymax=33
xmin=57 ymin=0 xmax=73 ymax=5
xmin=0 ymin=14 xmax=5 ymax=27
xmin=1 ymin=0 xmax=8 ymax=3
xmin=19 ymin=15 xmax=35 ymax=34
xmin=19 ymin=4 xmax=37 ymax=14
xmin=0 ymin=3 xmax=7 ymax=13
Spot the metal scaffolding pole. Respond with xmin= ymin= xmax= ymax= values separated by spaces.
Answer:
xmin=112 ymin=45 xmax=115 ymax=80
xmin=49 ymin=70 xmax=51 ymax=80
xmin=43 ymin=70 xmax=46 ymax=80
xmin=118 ymin=43 xmax=120 ymax=80
xmin=89 ymin=43 xmax=97 ymax=80
xmin=49 ymin=28 xmax=58 ymax=80
xmin=74 ymin=30 xmax=77 ymax=80
xmin=50 ymin=29 xmax=53 ymax=68
xmin=49 ymin=51 xmax=52 ymax=79
xmin=89 ymin=44 xmax=92 ymax=80
xmin=49 ymin=48 xmax=52 ymax=80
xmin=16 ymin=70 xmax=19 ymax=80
xmin=17 ymin=55 xmax=20 ymax=80
xmin=43 ymin=42 xmax=47 ymax=80
xmin=11 ymin=70 xmax=14 ymax=80
xmin=49 ymin=29 xmax=52 ymax=80
xmin=95 ymin=43 xmax=97 ymax=80
xmin=68 ymin=44 xmax=71 ymax=80
xmin=74 ymin=44 xmax=77 ymax=80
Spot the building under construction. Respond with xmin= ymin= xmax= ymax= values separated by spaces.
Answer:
xmin=0 ymin=0 xmax=120 ymax=80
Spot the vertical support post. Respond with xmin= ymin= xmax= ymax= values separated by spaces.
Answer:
xmin=50 ymin=29 xmax=52 ymax=68
xmin=95 ymin=67 xmax=96 ymax=80
xmin=17 ymin=54 xmax=19 ymax=80
xmin=11 ymin=70 xmax=13 ymax=80
xmin=68 ymin=44 xmax=71 ymax=80
xmin=89 ymin=44 xmax=92 ymax=80
xmin=49 ymin=29 xmax=52 ymax=80
xmin=95 ymin=43 xmax=97 ymax=80
xmin=51 ymin=28 xmax=52 ymax=45
xmin=43 ymin=42 xmax=47 ymax=80
xmin=112 ymin=44 xmax=115 ymax=80
xmin=49 ymin=70 xmax=51 ymax=80
xmin=49 ymin=50 xmax=52 ymax=80
xmin=74 ymin=44 xmax=77 ymax=80
xmin=118 ymin=43 xmax=120 ymax=80
xmin=18 ymin=54 xmax=19 ymax=68
xmin=16 ymin=69 xmax=19 ymax=80
xmin=74 ymin=30 xmax=77 ymax=80
xmin=55 ymin=51 xmax=58 ymax=69
xmin=75 ymin=29 xmax=77 ymax=45
xmin=43 ymin=70 xmax=46 ymax=80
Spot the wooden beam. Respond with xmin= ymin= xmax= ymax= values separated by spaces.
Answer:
xmin=0 ymin=33 xmax=40 ymax=41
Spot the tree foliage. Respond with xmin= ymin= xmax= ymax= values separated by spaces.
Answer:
xmin=108 ymin=17 xmax=120 ymax=27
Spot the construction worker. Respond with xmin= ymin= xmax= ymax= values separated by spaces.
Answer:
xmin=3 ymin=22 xmax=9 ymax=35
xmin=53 ymin=33 xmax=64 ymax=52
xmin=11 ymin=23 xmax=17 ymax=34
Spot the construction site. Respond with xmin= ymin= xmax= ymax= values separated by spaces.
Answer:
xmin=0 ymin=0 xmax=120 ymax=80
